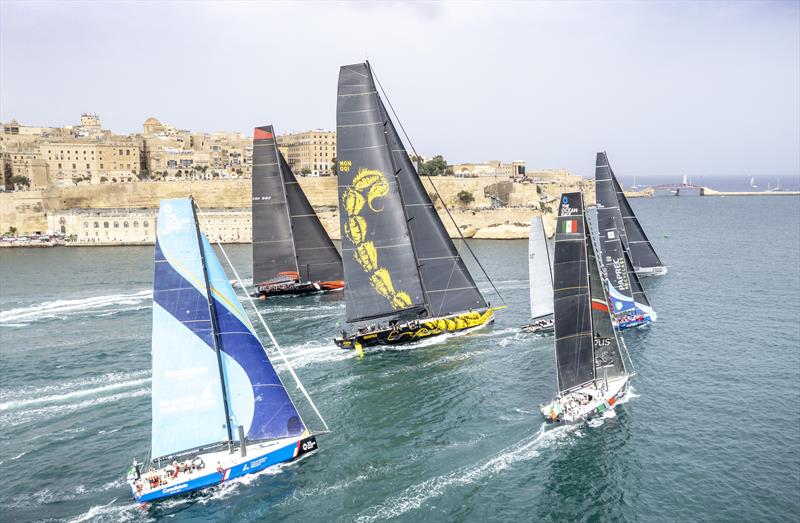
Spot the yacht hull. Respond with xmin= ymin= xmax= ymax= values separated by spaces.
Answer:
xmin=335 ymin=308 xmax=497 ymax=350
xmin=130 ymin=435 xmax=317 ymax=503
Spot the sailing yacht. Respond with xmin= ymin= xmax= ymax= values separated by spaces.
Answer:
xmin=127 ymin=198 xmax=323 ymax=503
xmin=587 ymin=210 xmax=656 ymax=330
xmin=251 ymin=125 xmax=344 ymax=298
xmin=595 ymin=152 xmax=667 ymax=276
xmin=522 ymin=215 xmax=554 ymax=334
xmin=333 ymin=62 xmax=502 ymax=352
xmin=541 ymin=193 xmax=632 ymax=424
xmin=750 ymin=177 xmax=758 ymax=189
xmin=767 ymin=178 xmax=783 ymax=192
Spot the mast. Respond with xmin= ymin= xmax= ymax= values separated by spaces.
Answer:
xmin=191 ymin=198 xmax=234 ymax=452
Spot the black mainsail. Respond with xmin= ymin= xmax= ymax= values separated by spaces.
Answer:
xmin=596 ymin=151 xmax=665 ymax=273
xmin=335 ymin=61 xmax=489 ymax=330
xmin=251 ymin=125 xmax=343 ymax=285
xmin=553 ymin=192 xmax=595 ymax=392
xmin=336 ymin=64 xmax=426 ymax=323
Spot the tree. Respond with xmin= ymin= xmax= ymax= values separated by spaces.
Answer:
xmin=456 ymin=190 xmax=475 ymax=206
xmin=330 ymin=156 xmax=337 ymax=176
xmin=425 ymin=155 xmax=448 ymax=176
xmin=301 ymin=167 xmax=312 ymax=175
xmin=100 ymin=176 xmax=109 ymax=183
xmin=6 ymin=226 xmax=17 ymax=236
xmin=9 ymin=175 xmax=30 ymax=190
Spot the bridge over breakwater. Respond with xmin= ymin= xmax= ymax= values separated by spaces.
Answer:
xmin=651 ymin=183 xmax=799 ymax=197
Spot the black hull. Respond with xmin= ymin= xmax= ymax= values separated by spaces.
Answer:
xmin=251 ymin=281 xmax=322 ymax=299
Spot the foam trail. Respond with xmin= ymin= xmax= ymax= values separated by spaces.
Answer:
xmin=355 ymin=426 xmax=574 ymax=522
xmin=0 ymin=370 xmax=150 ymax=404
xmin=0 ymin=377 xmax=151 ymax=411
xmin=1 ymin=388 xmax=149 ymax=428
xmin=0 ymin=290 xmax=151 ymax=325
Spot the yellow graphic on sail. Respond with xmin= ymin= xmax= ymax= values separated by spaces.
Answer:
xmin=342 ymin=167 xmax=412 ymax=310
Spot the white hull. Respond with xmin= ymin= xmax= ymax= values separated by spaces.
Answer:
xmin=541 ymin=376 xmax=629 ymax=424
xmin=634 ymin=265 xmax=668 ymax=277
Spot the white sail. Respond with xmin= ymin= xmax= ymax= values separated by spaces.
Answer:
xmin=529 ymin=215 xmax=554 ymax=320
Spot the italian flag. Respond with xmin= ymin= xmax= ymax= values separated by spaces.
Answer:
xmin=562 ymin=219 xmax=578 ymax=233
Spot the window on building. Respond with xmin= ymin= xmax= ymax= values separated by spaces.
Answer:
xmin=124 ymin=221 xmax=129 ymax=228
xmin=58 ymin=163 xmax=62 ymax=169
xmin=114 ymin=222 xmax=119 ymax=228
xmin=104 ymin=221 xmax=109 ymax=228
xmin=100 ymin=164 xmax=104 ymax=169
xmin=94 ymin=222 xmax=99 ymax=228
xmin=84 ymin=222 xmax=88 ymax=229
xmin=143 ymin=221 xmax=149 ymax=228
xmin=72 ymin=164 xmax=76 ymax=169
xmin=86 ymin=163 xmax=90 ymax=169
xmin=133 ymin=221 xmax=139 ymax=228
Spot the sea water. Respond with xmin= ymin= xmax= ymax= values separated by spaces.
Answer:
xmin=1 ymin=195 xmax=798 ymax=522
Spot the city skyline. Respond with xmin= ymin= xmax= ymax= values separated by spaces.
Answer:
xmin=1 ymin=1 xmax=798 ymax=178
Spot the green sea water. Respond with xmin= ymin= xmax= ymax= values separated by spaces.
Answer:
xmin=1 ymin=195 xmax=798 ymax=522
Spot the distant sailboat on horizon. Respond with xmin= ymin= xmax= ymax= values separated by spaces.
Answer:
xmin=750 ymin=177 xmax=758 ymax=189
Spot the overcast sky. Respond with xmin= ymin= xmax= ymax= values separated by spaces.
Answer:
xmin=1 ymin=1 xmax=798 ymax=179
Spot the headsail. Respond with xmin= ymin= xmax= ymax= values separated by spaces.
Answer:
xmin=278 ymin=152 xmax=343 ymax=282
xmin=376 ymin=90 xmax=486 ymax=317
xmin=602 ymin=152 xmax=665 ymax=271
xmin=596 ymin=213 xmax=636 ymax=315
xmin=586 ymin=221 xmax=627 ymax=381
xmin=336 ymin=63 xmax=425 ymax=323
xmin=151 ymin=198 xmax=305 ymax=461
xmin=553 ymin=193 xmax=595 ymax=393
xmin=529 ymin=215 xmax=554 ymax=320
xmin=252 ymin=126 xmax=298 ymax=283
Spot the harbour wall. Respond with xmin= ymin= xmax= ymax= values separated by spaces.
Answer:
xmin=1 ymin=176 xmax=595 ymax=240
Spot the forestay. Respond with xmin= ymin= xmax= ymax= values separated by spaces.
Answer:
xmin=552 ymin=193 xmax=595 ymax=393
xmin=336 ymin=63 xmax=425 ymax=323
xmin=528 ymin=215 xmax=554 ymax=320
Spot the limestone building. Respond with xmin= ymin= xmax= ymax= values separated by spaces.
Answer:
xmin=450 ymin=160 xmax=526 ymax=178
xmin=38 ymin=138 xmax=142 ymax=186
xmin=49 ymin=208 xmax=251 ymax=244
xmin=276 ymin=129 xmax=336 ymax=175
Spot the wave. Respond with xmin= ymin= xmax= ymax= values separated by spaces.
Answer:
xmin=0 ymin=370 xmax=150 ymax=404
xmin=1 ymin=388 xmax=149 ymax=428
xmin=355 ymin=425 xmax=575 ymax=522
xmin=1 ymin=377 xmax=151 ymax=412
xmin=0 ymin=290 xmax=151 ymax=325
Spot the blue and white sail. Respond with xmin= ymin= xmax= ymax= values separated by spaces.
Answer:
xmin=150 ymin=198 xmax=305 ymax=461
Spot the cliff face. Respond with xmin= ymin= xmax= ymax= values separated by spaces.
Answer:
xmin=1 ymin=176 xmax=592 ymax=239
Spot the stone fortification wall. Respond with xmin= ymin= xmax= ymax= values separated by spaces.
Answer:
xmin=1 ymin=175 xmax=594 ymax=239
